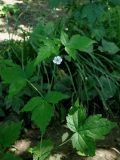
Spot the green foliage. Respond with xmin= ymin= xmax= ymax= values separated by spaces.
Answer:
xmin=22 ymin=97 xmax=54 ymax=134
xmin=0 ymin=4 xmax=20 ymax=17
xmin=29 ymin=139 xmax=53 ymax=160
xmin=0 ymin=0 xmax=120 ymax=159
xmin=0 ymin=121 xmax=22 ymax=150
xmin=100 ymin=39 xmax=120 ymax=54
xmin=66 ymin=102 xmax=117 ymax=156
xmin=44 ymin=91 xmax=68 ymax=104
xmin=31 ymin=101 xmax=54 ymax=134
xmin=64 ymin=34 xmax=95 ymax=59
xmin=1 ymin=153 xmax=22 ymax=160
xmin=22 ymin=91 xmax=67 ymax=134
xmin=0 ymin=60 xmax=34 ymax=97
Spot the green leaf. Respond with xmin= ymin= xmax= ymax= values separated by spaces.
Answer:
xmin=66 ymin=106 xmax=117 ymax=156
xmin=5 ymin=96 xmax=24 ymax=113
xmin=9 ymin=80 xmax=26 ymax=97
xmin=60 ymin=31 xmax=69 ymax=46
xmin=31 ymin=101 xmax=54 ymax=134
xmin=22 ymin=97 xmax=54 ymax=134
xmin=44 ymin=22 xmax=55 ymax=35
xmin=22 ymin=97 xmax=44 ymax=112
xmin=81 ymin=114 xmax=117 ymax=140
xmin=0 ymin=65 xmax=25 ymax=84
xmin=34 ymin=43 xmax=59 ymax=65
xmin=45 ymin=91 xmax=68 ymax=104
xmin=62 ymin=132 xmax=69 ymax=143
xmin=0 ymin=108 xmax=5 ymax=117
xmin=1 ymin=153 xmax=22 ymax=160
xmin=0 ymin=64 xmax=27 ymax=96
xmin=29 ymin=139 xmax=53 ymax=160
xmin=24 ymin=60 xmax=35 ymax=78
xmin=109 ymin=0 xmax=120 ymax=5
xmin=99 ymin=76 xmax=117 ymax=100
xmin=0 ymin=121 xmax=22 ymax=149
xmin=102 ymin=39 xmax=119 ymax=54
xmin=67 ymin=35 xmax=95 ymax=52
xmin=49 ymin=0 xmax=61 ymax=8
xmin=66 ymin=106 xmax=87 ymax=132
xmin=65 ymin=47 xmax=77 ymax=60
xmin=81 ymin=3 xmax=105 ymax=24
xmin=71 ymin=133 xmax=96 ymax=156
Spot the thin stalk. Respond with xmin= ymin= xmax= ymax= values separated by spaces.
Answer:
xmin=58 ymin=138 xmax=71 ymax=148
xmin=21 ymin=44 xmax=24 ymax=70
xmin=43 ymin=62 xmax=50 ymax=91
xmin=49 ymin=64 xmax=56 ymax=91
xmin=64 ymin=62 xmax=77 ymax=97
xmin=40 ymin=134 xmax=43 ymax=156
xmin=27 ymin=80 xmax=43 ymax=97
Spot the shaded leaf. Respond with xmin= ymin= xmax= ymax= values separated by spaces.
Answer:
xmin=109 ymin=0 xmax=120 ymax=5
xmin=45 ymin=91 xmax=68 ymax=104
xmin=24 ymin=60 xmax=35 ymax=78
xmin=102 ymin=39 xmax=119 ymax=54
xmin=1 ymin=153 xmax=22 ymax=160
xmin=67 ymin=35 xmax=95 ymax=52
xmin=99 ymin=76 xmax=117 ymax=100
xmin=22 ymin=97 xmax=43 ymax=112
xmin=0 ymin=65 xmax=25 ymax=84
xmin=31 ymin=101 xmax=54 ymax=134
xmin=81 ymin=3 xmax=105 ymax=24
xmin=9 ymin=80 xmax=26 ymax=97
xmin=0 ymin=121 xmax=22 ymax=149
xmin=44 ymin=21 xmax=55 ymax=35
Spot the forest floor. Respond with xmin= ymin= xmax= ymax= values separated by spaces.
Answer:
xmin=0 ymin=0 xmax=61 ymax=41
xmin=0 ymin=0 xmax=120 ymax=159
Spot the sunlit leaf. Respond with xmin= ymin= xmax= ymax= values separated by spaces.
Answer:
xmin=66 ymin=106 xmax=117 ymax=156
xmin=29 ymin=139 xmax=53 ymax=160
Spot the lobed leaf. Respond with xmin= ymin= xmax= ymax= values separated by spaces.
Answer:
xmin=67 ymin=106 xmax=117 ymax=156
xmin=66 ymin=106 xmax=87 ymax=132
xmin=71 ymin=132 xmax=96 ymax=156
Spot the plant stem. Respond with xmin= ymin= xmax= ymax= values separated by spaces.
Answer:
xmin=58 ymin=138 xmax=71 ymax=148
xmin=27 ymin=80 xmax=43 ymax=97
xmin=49 ymin=64 xmax=56 ymax=91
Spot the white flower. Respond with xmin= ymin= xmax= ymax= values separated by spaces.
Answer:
xmin=53 ymin=56 xmax=62 ymax=65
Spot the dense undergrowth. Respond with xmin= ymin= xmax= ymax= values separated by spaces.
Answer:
xmin=0 ymin=0 xmax=120 ymax=159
